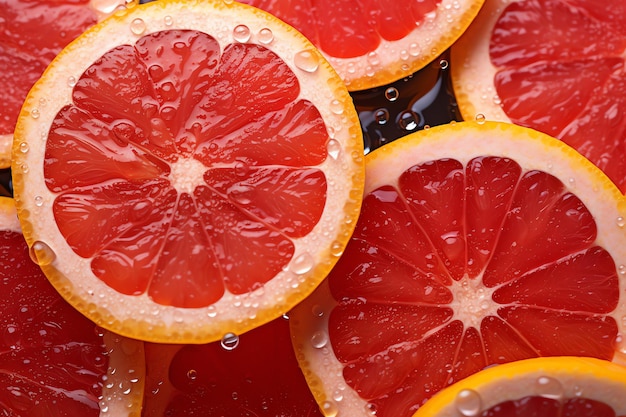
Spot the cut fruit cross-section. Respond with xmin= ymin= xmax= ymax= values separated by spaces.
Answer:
xmin=451 ymin=0 xmax=626 ymax=193
xmin=11 ymin=0 xmax=364 ymax=344
xmin=414 ymin=357 xmax=626 ymax=417
xmin=290 ymin=120 xmax=626 ymax=417
xmin=238 ymin=0 xmax=486 ymax=91
xmin=0 ymin=196 xmax=145 ymax=416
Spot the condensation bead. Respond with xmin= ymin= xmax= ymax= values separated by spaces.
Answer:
xmin=294 ymin=50 xmax=319 ymax=73
xmin=455 ymin=389 xmax=482 ymax=416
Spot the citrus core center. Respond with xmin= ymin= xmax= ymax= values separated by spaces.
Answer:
xmin=448 ymin=276 xmax=499 ymax=330
xmin=169 ymin=157 xmax=208 ymax=195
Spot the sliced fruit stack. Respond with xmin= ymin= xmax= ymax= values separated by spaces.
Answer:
xmin=2 ymin=0 xmax=626 ymax=416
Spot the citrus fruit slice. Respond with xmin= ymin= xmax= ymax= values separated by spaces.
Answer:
xmin=451 ymin=0 xmax=626 ymax=193
xmin=141 ymin=316 xmax=323 ymax=416
xmin=289 ymin=120 xmax=626 ymax=417
xmin=11 ymin=0 xmax=364 ymax=344
xmin=0 ymin=196 xmax=145 ymax=416
xmin=0 ymin=0 xmax=137 ymax=169
xmin=414 ymin=356 xmax=626 ymax=417
xmin=238 ymin=0 xmax=486 ymax=91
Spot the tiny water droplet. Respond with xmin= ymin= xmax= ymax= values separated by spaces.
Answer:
xmin=294 ymin=50 xmax=319 ymax=73
xmin=439 ymin=59 xmax=449 ymax=70
xmin=311 ymin=304 xmax=324 ymax=317
xmin=618 ymin=265 xmax=626 ymax=275
xmin=322 ymin=400 xmax=338 ymax=417
xmin=475 ymin=113 xmax=486 ymax=124
xmin=311 ymin=330 xmax=328 ymax=348
xmin=164 ymin=15 xmax=173 ymax=26
xmin=130 ymin=201 xmax=152 ymax=221
xmin=257 ymin=27 xmax=274 ymax=44
xmin=326 ymin=139 xmax=341 ymax=160
xmin=31 ymin=108 xmax=40 ymax=119
xmin=330 ymin=99 xmax=344 ymax=115
xmin=67 ymin=76 xmax=77 ymax=87
xmin=34 ymin=196 xmax=44 ymax=207
xmin=365 ymin=402 xmax=378 ymax=415
xmin=19 ymin=142 xmax=29 ymax=153
xmin=455 ymin=389 xmax=482 ymax=416
xmin=187 ymin=369 xmax=197 ymax=380
xmin=617 ymin=216 xmax=625 ymax=228
xmin=398 ymin=110 xmax=420 ymax=131
xmin=231 ymin=391 xmax=239 ymax=400
xmin=330 ymin=240 xmax=344 ymax=257
xmin=130 ymin=18 xmax=146 ymax=35
xmin=374 ymin=108 xmax=389 ymax=125
xmin=19 ymin=163 xmax=28 ymax=174
xmin=221 ymin=332 xmax=239 ymax=350
xmin=291 ymin=252 xmax=314 ymax=275
xmin=535 ymin=376 xmax=563 ymax=400
xmin=332 ymin=389 xmax=344 ymax=402
xmin=233 ymin=24 xmax=251 ymax=43
xmin=29 ymin=241 xmax=56 ymax=266
xmin=367 ymin=51 xmax=381 ymax=66
xmin=207 ymin=305 xmax=217 ymax=318
xmin=384 ymin=87 xmax=399 ymax=102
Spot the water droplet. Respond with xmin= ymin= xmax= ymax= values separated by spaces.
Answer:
xmin=29 ymin=241 xmax=56 ymax=266
xmin=332 ymin=389 xmax=344 ymax=402
xmin=439 ymin=59 xmax=449 ymax=70
xmin=311 ymin=330 xmax=328 ymax=348
xmin=92 ymin=0 xmax=126 ymax=14
xmin=367 ymin=51 xmax=381 ymax=66
xmin=475 ymin=113 xmax=486 ymax=124
xmin=257 ymin=27 xmax=274 ymax=44
xmin=221 ymin=332 xmax=239 ymax=350
xmin=330 ymin=99 xmax=344 ymax=115
xmin=311 ymin=304 xmax=324 ymax=317
xmin=130 ymin=18 xmax=146 ymax=35
xmin=231 ymin=391 xmax=239 ymax=400
xmin=294 ymin=50 xmax=319 ymax=73
xmin=31 ymin=108 xmax=40 ymax=119
xmin=374 ymin=108 xmax=389 ymax=125
xmin=187 ymin=369 xmax=197 ymax=380
xmin=384 ymin=87 xmax=399 ymax=102
xmin=322 ymin=400 xmax=338 ymax=416
xmin=535 ymin=376 xmax=563 ymax=400
xmin=164 ymin=15 xmax=173 ymax=26
xmin=326 ymin=139 xmax=341 ymax=160
xmin=619 ymin=265 xmax=626 ymax=275
xmin=455 ymin=389 xmax=482 ymax=416
xmin=67 ymin=76 xmax=77 ymax=87
xmin=207 ymin=305 xmax=217 ymax=318
xmin=291 ymin=252 xmax=314 ymax=274
xmin=365 ymin=402 xmax=378 ymax=415
xmin=19 ymin=142 xmax=29 ymax=153
xmin=330 ymin=240 xmax=344 ymax=257
xmin=233 ymin=24 xmax=251 ymax=43
xmin=34 ymin=196 xmax=44 ymax=207
xmin=229 ymin=185 xmax=253 ymax=205
xmin=617 ymin=216 xmax=625 ymax=228
xmin=398 ymin=110 xmax=420 ymax=131
xmin=130 ymin=201 xmax=152 ymax=221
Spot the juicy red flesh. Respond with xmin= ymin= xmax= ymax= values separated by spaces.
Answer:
xmin=143 ymin=317 xmax=323 ymax=417
xmin=238 ymin=0 xmax=442 ymax=58
xmin=480 ymin=396 xmax=620 ymax=417
xmin=0 ymin=230 xmax=106 ymax=416
xmin=44 ymin=30 xmax=329 ymax=307
xmin=490 ymin=0 xmax=626 ymax=192
xmin=0 ymin=0 xmax=97 ymax=135
xmin=327 ymin=156 xmax=619 ymax=417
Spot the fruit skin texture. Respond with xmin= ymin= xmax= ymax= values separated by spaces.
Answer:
xmin=11 ymin=0 xmax=364 ymax=344
xmin=413 ymin=356 xmax=626 ymax=417
xmin=290 ymin=121 xmax=626 ymax=417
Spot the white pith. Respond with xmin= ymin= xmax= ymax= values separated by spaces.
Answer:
xmin=168 ymin=157 xmax=207 ymax=195
xmin=448 ymin=275 xmax=498 ymax=331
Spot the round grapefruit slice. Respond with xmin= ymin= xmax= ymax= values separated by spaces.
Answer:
xmin=0 ymin=0 xmax=137 ymax=168
xmin=289 ymin=121 xmax=626 ymax=417
xmin=0 ymin=196 xmax=145 ymax=416
xmin=141 ymin=317 xmax=323 ymax=417
xmin=11 ymin=0 xmax=364 ymax=344
xmin=415 ymin=357 xmax=626 ymax=417
xmin=451 ymin=0 xmax=626 ymax=193
xmin=238 ymin=0 xmax=486 ymax=91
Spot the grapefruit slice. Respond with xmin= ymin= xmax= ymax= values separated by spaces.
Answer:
xmin=415 ymin=357 xmax=626 ymax=417
xmin=451 ymin=0 xmax=626 ymax=193
xmin=238 ymin=0 xmax=486 ymax=91
xmin=11 ymin=0 xmax=364 ymax=344
xmin=141 ymin=317 xmax=323 ymax=417
xmin=289 ymin=121 xmax=626 ymax=417
xmin=0 ymin=196 xmax=145 ymax=416
xmin=0 ymin=0 xmax=137 ymax=168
